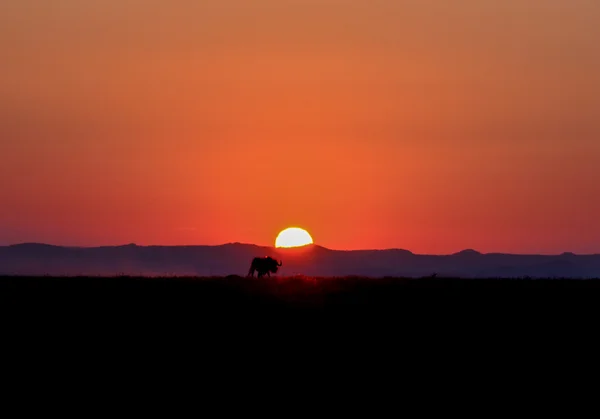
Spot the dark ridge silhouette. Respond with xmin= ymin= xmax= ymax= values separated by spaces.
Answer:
xmin=453 ymin=249 xmax=482 ymax=256
xmin=1 ymin=243 xmax=600 ymax=278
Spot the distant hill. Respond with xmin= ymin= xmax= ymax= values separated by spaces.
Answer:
xmin=1 ymin=243 xmax=599 ymax=278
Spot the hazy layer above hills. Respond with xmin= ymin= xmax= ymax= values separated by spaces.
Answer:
xmin=1 ymin=243 xmax=599 ymax=278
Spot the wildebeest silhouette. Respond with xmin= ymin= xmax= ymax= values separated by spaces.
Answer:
xmin=247 ymin=256 xmax=282 ymax=278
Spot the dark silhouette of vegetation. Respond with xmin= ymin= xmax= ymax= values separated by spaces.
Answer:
xmin=2 ymin=275 xmax=598 ymax=347
xmin=2 ymin=275 xmax=600 ymax=312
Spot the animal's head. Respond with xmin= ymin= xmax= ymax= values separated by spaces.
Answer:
xmin=265 ymin=256 xmax=283 ymax=273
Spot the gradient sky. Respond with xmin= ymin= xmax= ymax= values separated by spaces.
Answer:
xmin=1 ymin=0 xmax=599 ymax=254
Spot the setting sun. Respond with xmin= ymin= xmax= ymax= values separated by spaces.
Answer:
xmin=275 ymin=228 xmax=314 ymax=248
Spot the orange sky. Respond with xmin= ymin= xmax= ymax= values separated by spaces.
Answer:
xmin=1 ymin=0 xmax=599 ymax=254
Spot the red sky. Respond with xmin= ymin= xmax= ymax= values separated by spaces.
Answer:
xmin=1 ymin=1 xmax=599 ymax=254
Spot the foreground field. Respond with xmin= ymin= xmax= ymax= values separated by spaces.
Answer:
xmin=3 ymin=275 xmax=599 ymax=354
xmin=2 ymin=275 xmax=600 ymax=312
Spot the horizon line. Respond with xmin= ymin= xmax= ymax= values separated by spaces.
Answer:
xmin=1 ymin=242 xmax=597 ymax=257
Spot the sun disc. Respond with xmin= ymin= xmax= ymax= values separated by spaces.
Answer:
xmin=275 ymin=228 xmax=313 ymax=248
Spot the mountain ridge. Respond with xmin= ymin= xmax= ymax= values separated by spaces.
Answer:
xmin=1 ymin=242 xmax=599 ymax=278
xmin=4 ymin=242 xmax=597 ymax=256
